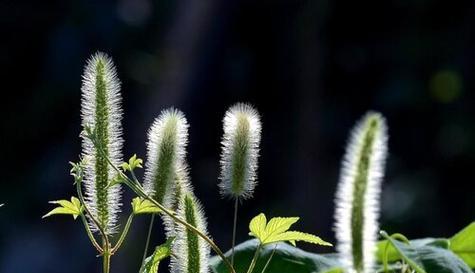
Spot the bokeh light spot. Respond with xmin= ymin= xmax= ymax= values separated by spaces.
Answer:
xmin=429 ymin=70 xmax=463 ymax=103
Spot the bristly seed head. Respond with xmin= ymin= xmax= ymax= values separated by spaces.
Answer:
xmin=80 ymin=52 xmax=124 ymax=235
xmin=170 ymin=191 xmax=210 ymax=273
xmin=162 ymin=163 xmax=191 ymax=238
xmin=143 ymin=108 xmax=189 ymax=209
xmin=334 ymin=111 xmax=388 ymax=273
xmin=219 ymin=103 xmax=262 ymax=200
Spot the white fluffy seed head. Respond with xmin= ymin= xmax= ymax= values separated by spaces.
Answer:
xmin=219 ymin=103 xmax=262 ymax=200
xmin=334 ymin=111 xmax=388 ymax=273
xmin=170 ymin=191 xmax=210 ymax=273
xmin=162 ymin=162 xmax=191 ymax=238
xmin=143 ymin=108 xmax=189 ymax=209
xmin=80 ymin=52 xmax=123 ymax=234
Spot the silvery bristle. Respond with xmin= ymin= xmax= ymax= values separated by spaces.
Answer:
xmin=170 ymin=192 xmax=210 ymax=273
xmin=143 ymin=108 xmax=189 ymax=208
xmin=162 ymin=162 xmax=191 ymax=238
xmin=80 ymin=52 xmax=124 ymax=234
xmin=334 ymin=111 xmax=388 ymax=273
xmin=219 ymin=103 xmax=262 ymax=199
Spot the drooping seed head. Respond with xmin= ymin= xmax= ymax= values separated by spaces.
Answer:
xmin=143 ymin=108 xmax=189 ymax=208
xmin=80 ymin=52 xmax=124 ymax=234
xmin=334 ymin=111 xmax=388 ymax=273
xmin=219 ymin=103 xmax=262 ymax=199
xmin=170 ymin=191 xmax=210 ymax=273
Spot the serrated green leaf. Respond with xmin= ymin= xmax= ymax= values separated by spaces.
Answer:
xmin=43 ymin=196 xmax=83 ymax=220
xmin=265 ymin=217 xmax=300 ymax=237
xmin=210 ymin=239 xmax=343 ymax=273
xmin=248 ymin=213 xmax=332 ymax=247
xmin=249 ymin=213 xmax=268 ymax=239
xmin=139 ymin=237 xmax=174 ymax=273
xmin=267 ymin=231 xmax=332 ymax=247
xmin=450 ymin=222 xmax=475 ymax=268
xmin=132 ymin=197 xmax=161 ymax=215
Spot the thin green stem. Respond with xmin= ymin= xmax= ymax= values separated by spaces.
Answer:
xmin=103 ymin=238 xmax=111 ymax=273
xmin=142 ymin=214 xmax=156 ymax=262
xmin=76 ymin=174 xmax=112 ymax=273
xmin=80 ymin=213 xmax=103 ymax=252
xmin=261 ymin=244 xmax=278 ymax=273
xmin=246 ymin=243 xmax=262 ymax=273
xmin=76 ymin=178 xmax=110 ymax=254
xmin=92 ymin=142 xmax=236 ymax=273
xmin=231 ymin=198 xmax=239 ymax=266
xmin=111 ymin=213 xmax=134 ymax=254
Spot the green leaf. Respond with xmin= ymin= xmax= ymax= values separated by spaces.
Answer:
xmin=267 ymin=231 xmax=332 ymax=247
xmin=132 ymin=197 xmax=162 ymax=215
xmin=379 ymin=231 xmax=472 ymax=273
xmin=210 ymin=239 xmax=343 ymax=273
xmin=376 ymin=237 xmax=450 ymax=263
xmin=139 ymin=237 xmax=174 ymax=273
xmin=248 ymin=213 xmax=332 ymax=247
xmin=43 ymin=197 xmax=84 ymax=220
xmin=450 ymin=222 xmax=475 ymax=268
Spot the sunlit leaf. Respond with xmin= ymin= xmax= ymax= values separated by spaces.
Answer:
xmin=43 ymin=196 xmax=84 ymax=220
xmin=132 ymin=197 xmax=161 ymax=215
xmin=249 ymin=213 xmax=332 ymax=247
xmin=450 ymin=222 xmax=475 ymax=268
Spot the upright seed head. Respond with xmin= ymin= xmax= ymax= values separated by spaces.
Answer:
xmin=219 ymin=103 xmax=262 ymax=199
xmin=170 ymin=191 xmax=210 ymax=273
xmin=162 ymin=163 xmax=191 ymax=238
xmin=80 ymin=52 xmax=123 ymax=234
xmin=334 ymin=111 xmax=388 ymax=273
xmin=143 ymin=108 xmax=189 ymax=208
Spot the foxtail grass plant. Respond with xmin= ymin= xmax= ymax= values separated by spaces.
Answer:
xmin=219 ymin=103 xmax=262 ymax=265
xmin=141 ymin=108 xmax=189 ymax=260
xmin=170 ymin=191 xmax=210 ymax=273
xmin=334 ymin=112 xmax=388 ymax=273
xmin=44 ymin=52 xmax=472 ymax=273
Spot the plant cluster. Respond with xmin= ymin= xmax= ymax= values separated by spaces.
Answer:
xmin=44 ymin=53 xmax=475 ymax=273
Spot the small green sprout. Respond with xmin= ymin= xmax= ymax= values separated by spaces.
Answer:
xmin=121 ymin=154 xmax=143 ymax=172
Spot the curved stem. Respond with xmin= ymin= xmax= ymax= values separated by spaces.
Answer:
xmin=231 ymin=198 xmax=239 ymax=266
xmin=127 ymin=179 xmax=235 ymax=273
xmin=246 ymin=243 xmax=262 ymax=273
xmin=80 ymin=213 xmax=103 ymax=252
xmin=142 ymin=214 xmax=156 ymax=262
xmin=111 ymin=213 xmax=134 ymax=254
xmin=94 ymin=145 xmax=236 ymax=273
xmin=380 ymin=231 xmax=426 ymax=273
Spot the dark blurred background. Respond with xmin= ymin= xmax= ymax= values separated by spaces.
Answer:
xmin=1 ymin=0 xmax=475 ymax=272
